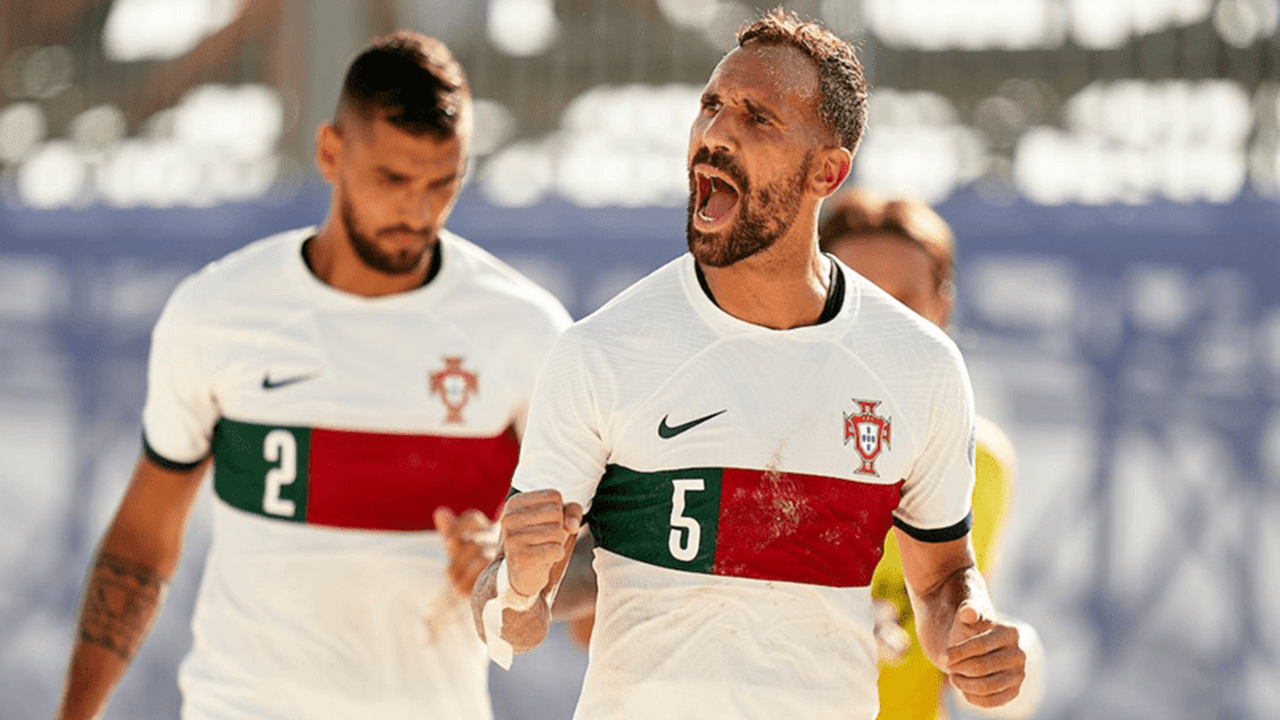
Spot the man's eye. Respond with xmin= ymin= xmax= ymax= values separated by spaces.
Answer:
xmin=752 ymin=114 xmax=769 ymax=125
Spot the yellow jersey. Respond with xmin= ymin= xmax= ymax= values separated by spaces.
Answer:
xmin=871 ymin=416 xmax=1016 ymax=720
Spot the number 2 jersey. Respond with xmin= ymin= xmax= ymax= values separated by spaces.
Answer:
xmin=142 ymin=227 xmax=571 ymax=720
xmin=511 ymin=253 xmax=976 ymax=720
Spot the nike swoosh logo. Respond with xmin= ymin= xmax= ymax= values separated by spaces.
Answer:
xmin=262 ymin=374 xmax=317 ymax=390
xmin=658 ymin=409 xmax=726 ymax=439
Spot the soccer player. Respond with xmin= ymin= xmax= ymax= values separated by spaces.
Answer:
xmin=472 ymin=9 xmax=1030 ymax=720
xmin=820 ymin=188 xmax=1044 ymax=720
xmin=56 ymin=32 xmax=571 ymax=720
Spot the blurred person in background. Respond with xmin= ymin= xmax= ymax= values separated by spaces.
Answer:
xmin=55 ymin=31 xmax=570 ymax=720
xmin=472 ymin=9 xmax=1029 ymax=720
xmin=819 ymin=188 xmax=1045 ymax=720
xmin=0 ymin=0 xmax=290 ymax=116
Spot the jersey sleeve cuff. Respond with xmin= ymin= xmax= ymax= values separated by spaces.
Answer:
xmin=142 ymin=433 xmax=208 ymax=472
xmin=893 ymin=510 xmax=972 ymax=543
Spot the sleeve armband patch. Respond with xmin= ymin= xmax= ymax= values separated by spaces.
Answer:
xmin=142 ymin=433 xmax=207 ymax=472
xmin=893 ymin=510 xmax=973 ymax=543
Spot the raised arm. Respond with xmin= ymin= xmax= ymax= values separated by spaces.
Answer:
xmin=470 ymin=490 xmax=582 ymax=658
xmin=895 ymin=530 xmax=1027 ymax=710
xmin=56 ymin=452 xmax=209 ymax=720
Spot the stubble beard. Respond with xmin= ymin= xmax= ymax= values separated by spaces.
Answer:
xmin=339 ymin=191 xmax=432 ymax=276
xmin=686 ymin=150 xmax=812 ymax=268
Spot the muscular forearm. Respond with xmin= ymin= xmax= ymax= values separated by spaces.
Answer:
xmin=57 ymin=551 xmax=169 ymax=720
xmin=899 ymin=532 xmax=1027 ymax=708
xmin=57 ymin=453 xmax=204 ymax=720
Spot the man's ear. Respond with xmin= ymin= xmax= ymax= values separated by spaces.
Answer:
xmin=810 ymin=146 xmax=853 ymax=198
xmin=315 ymin=122 xmax=342 ymax=182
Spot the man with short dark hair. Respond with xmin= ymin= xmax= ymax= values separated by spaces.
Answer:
xmin=472 ymin=10 xmax=1029 ymax=719
xmin=56 ymin=32 xmax=570 ymax=720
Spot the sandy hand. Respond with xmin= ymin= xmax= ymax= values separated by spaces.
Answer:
xmin=499 ymin=489 xmax=583 ymax=599
xmin=433 ymin=507 xmax=498 ymax=597
xmin=944 ymin=600 xmax=1027 ymax=708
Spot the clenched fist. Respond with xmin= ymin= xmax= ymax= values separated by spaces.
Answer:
xmin=500 ymin=489 xmax=584 ymax=599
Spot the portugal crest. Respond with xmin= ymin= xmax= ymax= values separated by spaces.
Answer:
xmin=429 ymin=356 xmax=478 ymax=423
xmin=843 ymin=399 xmax=892 ymax=476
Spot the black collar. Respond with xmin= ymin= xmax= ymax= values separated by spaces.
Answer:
xmin=422 ymin=239 xmax=443 ymax=286
xmin=301 ymin=236 xmax=443 ymax=289
xmin=694 ymin=255 xmax=844 ymax=326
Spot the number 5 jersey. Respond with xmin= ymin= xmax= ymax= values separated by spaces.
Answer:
xmin=142 ymin=227 xmax=571 ymax=720
xmin=511 ymin=253 xmax=976 ymax=720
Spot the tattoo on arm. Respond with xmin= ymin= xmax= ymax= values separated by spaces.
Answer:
xmin=78 ymin=552 xmax=166 ymax=661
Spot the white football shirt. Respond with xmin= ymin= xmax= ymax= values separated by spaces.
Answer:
xmin=512 ymin=253 xmax=975 ymax=720
xmin=142 ymin=227 xmax=571 ymax=720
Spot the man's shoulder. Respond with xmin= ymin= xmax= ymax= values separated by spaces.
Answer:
xmin=570 ymin=256 xmax=687 ymax=336
xmin=440 ymin=230 xmax=572 ymax=329
xmin=841 ymin=268 xmax=965 ymax=369
xmin=178 ymin=227 xmax=308 ymax=293
xmin=526 ymin=257 xmax=689 ymax=377
xmin=164 ymin=227 xmax=311 ymax=319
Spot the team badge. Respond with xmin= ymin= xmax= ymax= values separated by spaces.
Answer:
xmin=843 ymin=399 xmax=892 ymax=476
xmin=429 ymin=356 xmax=478 ymax=423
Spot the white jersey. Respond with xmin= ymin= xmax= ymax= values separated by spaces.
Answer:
xmin=142 ymin=227 xmax=571 ymax=720
xmin=512 ymin=254 xmax=975 ymax=720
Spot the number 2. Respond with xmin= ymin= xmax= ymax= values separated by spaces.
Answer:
xmin=262 ymin=429 xmax=297 ymax=517
xmin=668 ymin=478 xmax=705 ymax=562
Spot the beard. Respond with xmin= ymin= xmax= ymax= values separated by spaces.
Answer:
xmin=339 ymin=188 xmax=433 ymax=276
xmin=686 ymin=148 xmax=811 ymax=268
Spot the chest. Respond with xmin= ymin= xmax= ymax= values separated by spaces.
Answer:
xmin=199 ymin=301 xmax=527 ymax=531
xmin=606 ymin=339 xmax=920 ymax=485
xmin=201 ymin=303 xmax=519 ymax=434
xmin=585 ymin=338 xmax=928 ymax=588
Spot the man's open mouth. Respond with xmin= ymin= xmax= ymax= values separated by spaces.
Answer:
xmin=693 ymin=165 xmax=741 ymax=228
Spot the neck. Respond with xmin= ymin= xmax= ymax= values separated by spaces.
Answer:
xmin=700 ymin=227 xmax=830 ymax=330
xmin=307 ymin=215 xmax=434 ymax=298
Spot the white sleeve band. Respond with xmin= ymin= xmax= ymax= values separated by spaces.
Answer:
xmin=482 ymin=559 xmax=541 ymax=670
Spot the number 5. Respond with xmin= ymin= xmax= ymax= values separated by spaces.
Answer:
xmin=668 ymin=478 xmax=705 ymax=562
xmin=263 ymin=429 xmax=297 ymax=517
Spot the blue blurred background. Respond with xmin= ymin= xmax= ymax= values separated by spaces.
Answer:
xmin=1 ymin=1 xmax=1278 ymax=719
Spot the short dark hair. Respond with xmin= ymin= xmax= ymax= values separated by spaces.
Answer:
xmin=337 ymin=31 xmax=470 ymax=138
xmin=819 ymin=188 xmax=955 ymax=294
xmin=736 ymin=8 xmax=867 ymax=154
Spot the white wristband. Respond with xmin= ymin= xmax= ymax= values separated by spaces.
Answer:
xmin=481 ymin=596 xmax=513 ymax=670
xmin=496 ymin=558 xmax=539 ymax=612
xmin=482 ymin=558 xmax=542 ymax=670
